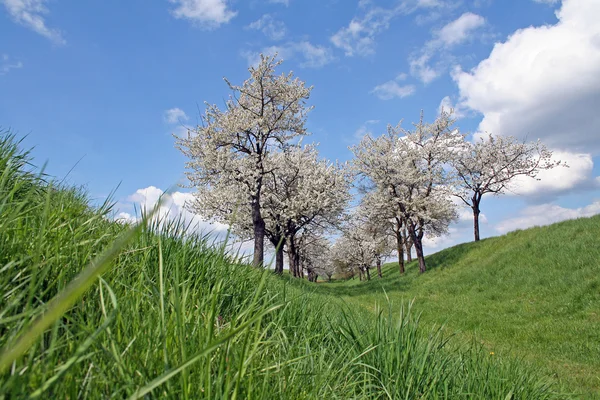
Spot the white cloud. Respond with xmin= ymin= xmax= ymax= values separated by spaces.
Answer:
xmin=409 ymin=54 xmax=441 ymax=84
xmin=453 ymin=0 xmax=600 ymax=153
xmin=457 ymin=207 xmax=487 ymax=224
xmin=371 ymin=80 xmax=416 ymax=100
xmin=248 ymin=14 xmax=286 ymax=41
xmin=164 ymin=107 xmax=189 ymax=124
xmin=117 ymin=186 xmax=263 ymax=262
xmin=123 ymin=186 xmax=229 ymax=234
xmin=1 ymin=0 xmax=65 ymax=44
xmin=291 ymin=41 xmax=334 ymax=68
xmin=507 ymin=151 xmax=596 ymax=197
xmin=243 ymin=41 xmax=334 ymax=68
xmin=436 ymin=12 xmax=485 ymax=46
xmin=0 ymin=54 xmax=23 ymax=75
xmin=168 ymin=0 xmax=236 ymax=28
xmin=115 ymin=212 xmax=137 ymax=224
xmin=422 ymin=227 xmax=460 ymax=250
xmin=410 ymin=12 xmax=485 ymax=83
xmin=438 ymin=95 xmax=467 ymax=118
xmin=495 ymin=200 xmax=600 ymax=234
xmin=330 ymin=7 xmax=398 ymax=57
xmin=330 ymin=1 xmax=457 ymax=57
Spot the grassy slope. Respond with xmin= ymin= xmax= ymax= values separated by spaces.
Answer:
xmin=315 ymin=218 xmax=600 ymax=398
xmin=0 ymin=132 xmax=563 ymax=398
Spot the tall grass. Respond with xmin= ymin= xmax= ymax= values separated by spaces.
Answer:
xmin=0 ymin=130 xmax=561 ymax=398
xmin=314 ymin=219 xmax=600 ymax=398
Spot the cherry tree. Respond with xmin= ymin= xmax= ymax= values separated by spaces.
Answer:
xmin=295 ymin=233 xmax=333 ymax=282
xmin=175 ymin=54 xmax=312 ymax=267
xmin=331 ymin=210 xmax=388 ymax=281
xmin=352 ymin=111 xmax=461 ymax=273
xmin=267 ymin=147 xmax=350 ymax=277
xmin=331 ymin=234 xmax=375 ymax=281
xmin=357 ymin=193 xmax=395 ymax=277
xmin=330 ymin=238 xmax=356 ymax=278
xmin=183 ymin=144 xmax=350 ymax=275
xmin=359 ymin=190 xmax=410 ymax=275
xmin=453 ymin=133 xmax=564 ymax=241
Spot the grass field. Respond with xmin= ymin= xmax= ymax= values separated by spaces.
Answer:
xmin=313 ymin=217 xmax=600 ymax=398
xmin=0 ymin=131 xmax=586 ymax=398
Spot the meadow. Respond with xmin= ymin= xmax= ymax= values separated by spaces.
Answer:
xmin=313 ymin=216 xmax=600 ymax=398
xmin=0 ymin=132 xmax=585 ymax=398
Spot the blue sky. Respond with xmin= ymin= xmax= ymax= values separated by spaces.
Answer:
xmin=1 ymin=0 xmax=599 ymax=253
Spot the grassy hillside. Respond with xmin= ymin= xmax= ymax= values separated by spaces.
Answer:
xmin=315 ymin=217 xmax=600 ymax=398
xmin=0 ymin=131 xmax=567 ymax=398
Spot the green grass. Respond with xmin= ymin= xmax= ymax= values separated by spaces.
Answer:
xmin=314 ymin=218 xmax=600 ymax=398
xmin=0 ymin=130 xmax=565 ymax=398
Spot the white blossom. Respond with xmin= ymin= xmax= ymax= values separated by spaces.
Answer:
xmin=351 ymin=110 xmax=461 ymax=273
xmin=176 ymin=54 xmax=313 ymax=267
xmin=453 ymin=133 xmax=565 ymax=241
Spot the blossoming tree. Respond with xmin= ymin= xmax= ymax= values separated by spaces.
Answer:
xmin=175 ymin=54 xmax=312 ymax=267
xmin=453 ymin=133 xmax=564 ymax=241
xmin=261 ymin=145 xmax=350 ymax=275
xmin=181 ymin=144 xmax=350 ymax=275
xmin=352 ymin=111 xmax=461 ymax=273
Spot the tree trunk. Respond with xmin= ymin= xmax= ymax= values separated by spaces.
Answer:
xmin=269 ymin=235 xmax=285 ymax=274
xmin=365 ymin=266 xmax=371 ymax=281
xmin=473 ymin=199 xmax=481 ymax=242
xmin=288 ymin=251 xmax=296 ymax=277
xmin=403 ymin=226 xmax=413 ymax=263
xmin=251 ymin=199 xmax=265 ymax=268
xmin=408 ymin=223 xmax=426 ymax=273
xmin=275 ymin=243 xmax=284 ymax=274
xmin=376 ymin=258 xmax=382 ymax=278
xmin=297 ymin=254 xmax=303 ymax=278
xmin=288 ymin=236 xmax=302 ymax=277
xmin=396 ymin=231 xmax=405 ymax=274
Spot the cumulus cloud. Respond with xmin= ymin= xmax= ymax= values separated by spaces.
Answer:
xmin=168 ymin=0 xmax=236 ymax=28
xmin=243 ymin=41 xmax=334 ymax=68
xmin=506 ymin=151 xmax=595 ymax=198
xmin=247 ymin=14 xmax=286 ymax=41
xmin=495 ymin=200 xmax=600 ymax=234
xmin=453 ymin=0 xmax=600 ymax=154
xmin=121 ymin=186 xmax=229 ymax=234
xmin=117 ymin=186 xmax=265 ymax=263
xmin=1 ymin=0 xmax=65 ymax=44
xmin=115 ymin=212 xmax=137 ymax=224
xmin=410 ymin=12 xmax=486 ymax=83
